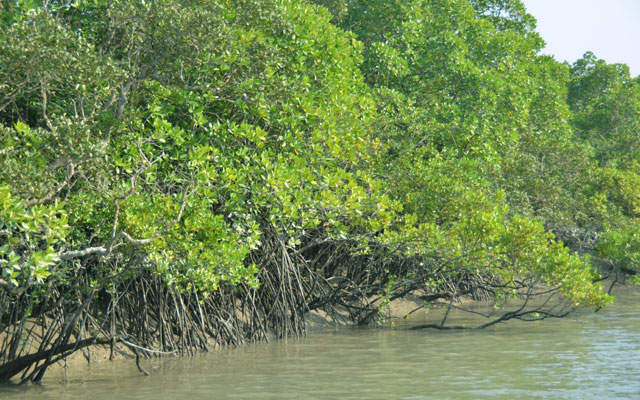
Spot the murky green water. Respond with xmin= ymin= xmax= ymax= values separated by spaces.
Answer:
xmin=2 ymin=285 xmax=639 ymax=399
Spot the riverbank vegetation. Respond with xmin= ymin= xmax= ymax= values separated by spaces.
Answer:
xmin=1 ymin=0 xmax=637 ymax=383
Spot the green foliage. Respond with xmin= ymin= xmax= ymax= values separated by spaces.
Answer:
xmin=320 ymin=0 xmax=611 ymax=307
xmin=0 ymin=186 xmax=68 ymax=288
xmin=335 ymin=0 xmax=544 ymax=162
xmin=0 ymin=8 xmax=122 ymax=129
xmin=0 ymin=0 xmax=620 ymax=313
xmin=0 ymin=0 xmax=389 ymax=295
xmin=597 ymin=225 xmax=640 ymax=282
xmin=568 ymin=52 xmax=640 ymax=168
xmin=595 ymin=167 xmax=640 ymax=220
xmin=564 ymin=52 xmax=640 ymax=274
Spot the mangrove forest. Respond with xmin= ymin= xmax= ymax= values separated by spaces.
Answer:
xmin=1 ymin=0 xmax=639 ymax=383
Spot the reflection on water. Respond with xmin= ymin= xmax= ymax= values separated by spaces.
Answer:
xmin=1 ymin=286 xmax=639 ymax=399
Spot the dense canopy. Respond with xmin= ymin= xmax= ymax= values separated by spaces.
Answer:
xmin=0 ymin=0 xmax=636 ymax=383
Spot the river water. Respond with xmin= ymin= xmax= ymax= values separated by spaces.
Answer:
xmin=1 ymin=285 xmax=639 ymax=399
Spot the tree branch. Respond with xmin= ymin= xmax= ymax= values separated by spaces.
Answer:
xmin=58 ymin=181 xmax=191 ymax=260
xmin=25 ymin=162 xmax=75 ymax=207
xmin=59 ymin=246 xmax=109 ymax=260
xmin=0 ymin=278 xmax=27 ymax=296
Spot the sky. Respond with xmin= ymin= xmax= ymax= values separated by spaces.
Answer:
xmin=520 ymin=0 xmax=640 ymax=77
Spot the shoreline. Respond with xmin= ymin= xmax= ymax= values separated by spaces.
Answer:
xmin=37 ymin=294 xmax=432 ymax=381
xmin=16 ymin=279 xmax=627 ymax=384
